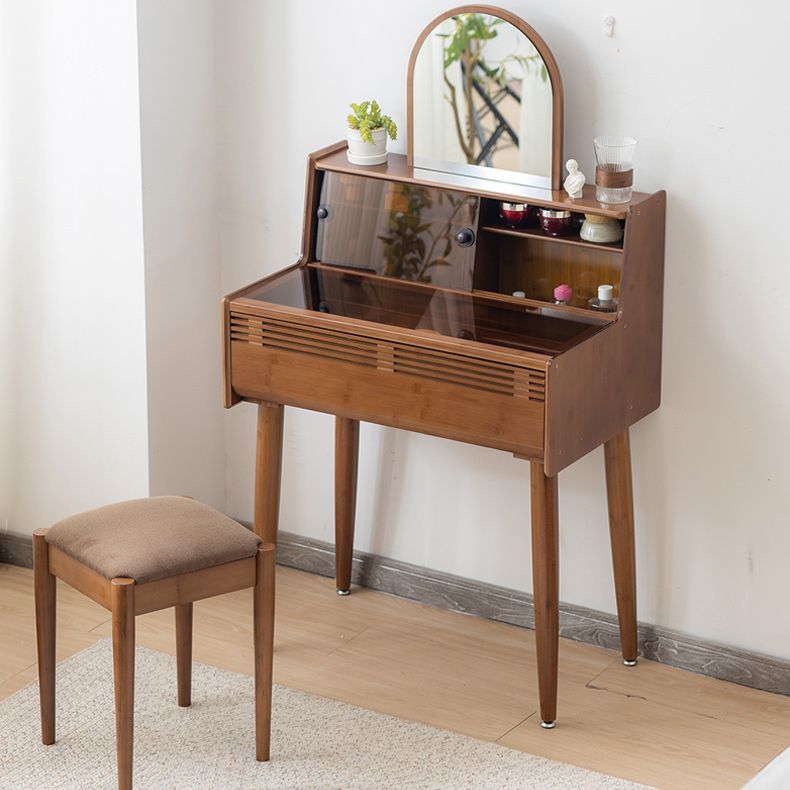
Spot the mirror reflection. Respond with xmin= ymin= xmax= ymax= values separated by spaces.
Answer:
xmin=412 ymin=12 xmax=553 ymax=186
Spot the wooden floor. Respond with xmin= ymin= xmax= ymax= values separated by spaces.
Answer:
xmin=1 ymin=561 xmax=788 ymax=789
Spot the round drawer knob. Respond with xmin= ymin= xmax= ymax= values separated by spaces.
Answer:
xmin=455 ymin=227 xmax=475 ymax=247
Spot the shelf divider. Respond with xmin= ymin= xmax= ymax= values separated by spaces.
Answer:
xmin=479 ymin=223 xmax=624 ymax=254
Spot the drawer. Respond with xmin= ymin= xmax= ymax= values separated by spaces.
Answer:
xmin=228 ymin=311 xmax=546 ymax=457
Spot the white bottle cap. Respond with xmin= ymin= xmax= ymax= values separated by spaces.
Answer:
xmin=512 ymin=290 xmax=526 ymax=298
xmin=598 ymin=284 xmax=614 ymax=301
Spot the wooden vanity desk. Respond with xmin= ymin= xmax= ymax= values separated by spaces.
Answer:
xmin=223 ymin=142 xmax=666 ymax=728
xmin=222 ymin=6 xmax=666 ymax=729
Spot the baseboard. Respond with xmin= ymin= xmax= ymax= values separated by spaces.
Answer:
xmin=273 ymin=530 xmax=790 ymax=696
xmin=0 ymin=530 xmax=34 ymax=569
xmin=3 ymin=526 xmax=789 ymax=696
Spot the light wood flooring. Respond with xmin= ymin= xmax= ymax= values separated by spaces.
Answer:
xmin=1 ymin=561 xmax=788 ymax=789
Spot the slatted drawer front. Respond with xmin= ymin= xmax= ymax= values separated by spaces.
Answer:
xmin=230 ymin=312 xmax=546 ymax=402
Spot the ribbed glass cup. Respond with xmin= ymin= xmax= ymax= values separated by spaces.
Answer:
xmin=594 ymin=136 xmax=637 ymax=204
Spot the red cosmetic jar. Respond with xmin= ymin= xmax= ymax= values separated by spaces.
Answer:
xmin=499 ymin=202 xmax=533 ymax=229
xmin=539 ymin=208 xmax=574 ymax=237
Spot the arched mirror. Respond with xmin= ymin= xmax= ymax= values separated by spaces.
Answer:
xmin=407 ymin=5 xmax=563 ymax=190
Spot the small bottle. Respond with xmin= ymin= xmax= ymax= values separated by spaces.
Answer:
xmin=588 ymin=284 xmax=618 ymax=312
xmin=553 ymin=284 xmax=573 ymax=305
xmin=512 ymin=290 xmax=526 ymax=298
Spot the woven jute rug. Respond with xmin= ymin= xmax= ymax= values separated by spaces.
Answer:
xmin=0 ymin=640 xmax=650 ymax=789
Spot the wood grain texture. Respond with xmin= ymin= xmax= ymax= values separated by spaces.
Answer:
xmin=405 ymin=5 xmax=565 ymax=189
xmin=334 ymin=417 xmax=359 ymax=593
xmin=231 ymin=289 xmax=552 ymax=370
xmin=230 ymin=307 xmax=550 ymax=397
xmin=4 ymin=562 xmax=790 ymax=789
xmin=604 ymin=429 xmax=637 ymax=663
xmin=254 ymin=402 xmax=284 ymax=544
xmin=269 ymin=530 xmax=790 ymax=697
xmin=32 ymin=530 xmax=56 ymax=745
xmin=254 ymin=544 xmax=276 ymax=761
xmin=220 ymin=144 xmax=332 ymax=412
xmin=530 ymin=464 xmax=559 ymax=724
xmin=315 ymin=146 xmax=653 ymax=220
xmin=231 ymin=342 xmax=545 ymax=457
xmin=111 ymin=578 xmax=135 ymax=790
xmin=221 ymin=296 xmax=239 ymax=408
xmin=545 ymin=191 xmax=666 ymax=475
xmin=494 ymin=233 xmax=623 ymax=311
xmin=478 ymin=222 xmax=623 ymax=254
xmin=48 ymin=544 xmax=112 ymax=611
xmin=133 ymin=557 xmax=257 ymax=616
xmin=175 ymin=603 xmax=193 ymax=707
xmin=5 ymin=527 xmax=789 ymax=697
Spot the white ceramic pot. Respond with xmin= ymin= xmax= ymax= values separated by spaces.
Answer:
xmin=346 ymin=127 xmax=388 ymax=166
xmin=579 ymin=214 xmax=623 ymax=244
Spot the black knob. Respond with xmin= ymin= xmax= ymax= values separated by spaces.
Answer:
xmin=455 ymin=227 xmax=475 ymax=247
xmin=317 ymin=205 xmax=329 ymax=220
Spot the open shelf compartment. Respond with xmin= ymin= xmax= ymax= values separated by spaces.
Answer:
xmin=473 ymin=198 xmax=624 ymax=312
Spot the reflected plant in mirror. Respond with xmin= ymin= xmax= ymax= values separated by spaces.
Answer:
xmin=409 ymin=6 xmax=563 ymax=189
xmin=379 ymin=184 xmax=478 ymax=283
xmin=439 ymin=13 xmax=547 ymax=167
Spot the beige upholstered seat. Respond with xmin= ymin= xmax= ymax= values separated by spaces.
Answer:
xmin=46 ymin=496 xmax=261 ymax=583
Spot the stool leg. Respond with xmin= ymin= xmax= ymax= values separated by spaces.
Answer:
xmin=334 ymin=417 xmax=359 ymax=595
xmin=33 ymin=529 xmax=56 ymax=745
xmin=530 ymin=463 xmax=559 ymax=729
xmin=254 ymin=544 xmax=276 ymax=761
xmin=175 ymin=603 xmax=193 ymax=707
xmin=111 ymin=578 xmax=135 ymax=790
xmin=254 ymin=403 xmax=284 ymax=544
xmin=604 ymin=429 xmax=638 ymax=665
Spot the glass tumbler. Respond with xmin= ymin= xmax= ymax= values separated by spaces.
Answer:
xmin=594 ymin=136 xmax=637 ymax=204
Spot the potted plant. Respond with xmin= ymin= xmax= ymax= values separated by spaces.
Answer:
xmin=346 ymin=100 xmax=398 ymax=165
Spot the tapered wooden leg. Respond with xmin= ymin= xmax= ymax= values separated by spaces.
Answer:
xmin=111 ymin=578 xmax=135 ymax=790
xmin=335 ymin=417 xmax=359 ymax=595
xmin=530 ymin=463 xmax=559 ymax=728
xmin=254 ymin=543 xmax=276 ymax=761
xmin=175 ymin=603 xmax=193 ymax=707
xmin=254 ymin=403 xmax=284 ymax=543
xmin=604 ymin=429 xmax=638 ymax=665
xmin=33 ymin=529 xmax=56 ymax=746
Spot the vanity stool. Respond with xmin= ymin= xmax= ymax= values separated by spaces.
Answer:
xmin=32 ymin=496 xmax=276 ymax=790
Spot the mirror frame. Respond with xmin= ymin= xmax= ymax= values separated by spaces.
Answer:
xmin=406 ymin=4 xmax=564 ymax=190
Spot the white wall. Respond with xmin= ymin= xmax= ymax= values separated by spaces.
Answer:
xmin=2 ymin=0 xmax=787 ymax=665
xmin=0 ymin=1 xmax=151 ymax=535
xmin=216 ymin=0 xmax=790 ymax=660
xmin=136 ymin=0 xmax=225 ymax=509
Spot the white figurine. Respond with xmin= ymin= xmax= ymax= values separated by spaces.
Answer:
xmin=564 ymin=159 xmax=586 ymax=199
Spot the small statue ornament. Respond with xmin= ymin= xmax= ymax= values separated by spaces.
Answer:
xmin=564 ymin=159 xmax=586 ymax=199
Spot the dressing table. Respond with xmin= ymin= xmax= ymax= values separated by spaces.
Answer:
xmin=222 ymin=5 xmax=665 ymax=728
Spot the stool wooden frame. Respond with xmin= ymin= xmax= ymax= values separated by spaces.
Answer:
xmin=32 ymin=529 xmax=276 ymax=790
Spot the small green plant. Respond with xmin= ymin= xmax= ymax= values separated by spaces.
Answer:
xmin=347 ymin=100 xmax=398 ymax=143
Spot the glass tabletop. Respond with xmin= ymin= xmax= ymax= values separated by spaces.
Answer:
xmin=240 ymin=264 xmax=603 ymax=356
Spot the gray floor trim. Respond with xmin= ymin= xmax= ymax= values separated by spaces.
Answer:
xmin=0 ymin=531 xmax=33 ymax=569
xmin=273 ymin=530 xmax=790 ymax=697
xmin=3 ymin=527 xmax=789 ymax=696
